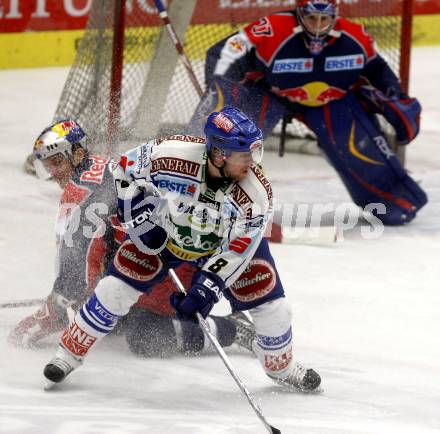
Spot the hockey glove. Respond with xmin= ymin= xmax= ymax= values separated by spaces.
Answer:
xmin=118 ymin=192 xmax=168 ymax=254
xmin=8 ymin=292 xmax=70 ymax=348
xmin=170 ymin=271 xmax=224 ymax=322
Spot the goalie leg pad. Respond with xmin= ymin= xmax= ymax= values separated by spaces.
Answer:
xmin=249 ymin=297 xmax=294 ymax=381
xmin=304 ymin=93 xmax=427 ymax=224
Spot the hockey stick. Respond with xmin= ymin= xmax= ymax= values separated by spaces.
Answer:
xmin=159 ymin=253 xmax=281 ymax=434
xmin=153 ymin=0 xmax=204 ymax=97
xmin=0 ymin=298 xmax=45 ymax=309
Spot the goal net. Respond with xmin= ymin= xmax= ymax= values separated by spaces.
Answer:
xmin=53 ymin=0 xmax=414 ymax=155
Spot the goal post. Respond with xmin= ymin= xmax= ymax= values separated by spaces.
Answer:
xmin=52 ymin=0 xmax=415 ymax=156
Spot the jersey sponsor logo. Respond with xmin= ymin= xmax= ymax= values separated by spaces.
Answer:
xmin=114 ymin=240 xmax=163 ymax=282
xmin=251 ymin=166 xmax=273 ymax=200
xmin=264 ymin=349 xmax=292 ymax=373
xmin=243 ymin=216 xmax=264 ymax=233
xmin=156 ymin=135 xmax=205 ymax=145
xmin=158 ymin=178 xmax=196 ymax=196
xmin=325 ymin=54 xmax=364 ymax=71
xmin=135 ymin=143 xmax=152 ymax=173
xmin=230 ymin=258 xmax=276 ymax=302
xmin=229 ymin=237 xmax=251 ymax=254
xmin=188 ymin=209 xmax=221 ymax=231
xmin=197 ymin=193 xmax=221 ymax=210
xmin=213 ymin=112 xmax=235 ymax=133
xmin=80 ymin=156 xmax=109 ymax=184
xmin=61 ymin=321 xmax=96 ymax=357
xmin=167 ymin=224 xmax=221 ymax=259
xmin=151 ymin=157 xmax=200 ymax=178
xmin=231 ymin=184 xmax=253 ymax=209
xmin=251 ymin=17 xmax=273 ymax=37
xmin=272 ymin=58 xmax=313 ymax=74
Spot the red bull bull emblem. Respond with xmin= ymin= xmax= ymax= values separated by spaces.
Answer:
xmin=272 ymin=81 xmax=346 ymax=107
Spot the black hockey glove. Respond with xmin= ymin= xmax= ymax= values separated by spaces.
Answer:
xmin=170 ymin=271 xmax=224 ymax=322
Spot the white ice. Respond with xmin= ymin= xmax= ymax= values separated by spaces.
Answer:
xmin=0 ymin=46 xmax=439 ymax=434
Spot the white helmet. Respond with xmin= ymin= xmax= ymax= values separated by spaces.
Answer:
xmin=32 ymin=120 xmax=87 ymax=179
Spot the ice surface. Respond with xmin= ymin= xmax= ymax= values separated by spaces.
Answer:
xmin=0 ymin=47 xmax=439 ymax=434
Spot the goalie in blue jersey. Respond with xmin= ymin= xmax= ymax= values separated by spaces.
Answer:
xmin=188 ymin=0 xmax=427 ymax=225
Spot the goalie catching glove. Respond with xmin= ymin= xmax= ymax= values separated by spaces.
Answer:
xmin=170 ymin=271 xmax=224 ymax=322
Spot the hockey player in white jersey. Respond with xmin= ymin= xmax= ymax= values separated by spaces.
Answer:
xmin=43 ymin=107 xmax=321 ymax=392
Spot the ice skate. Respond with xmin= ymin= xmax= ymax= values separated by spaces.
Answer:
xmin=274 ymin=362 xmax=321 ymax=392
xmin=226 ymin=311 xmax=256 ymax=352
xmin=43 ymin=346 xmax=82 ymax=390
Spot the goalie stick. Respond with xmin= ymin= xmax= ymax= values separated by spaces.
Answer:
xmin=153 ymin=0 xmax=204 ymax=97
xmin=160 ymin=253 xmax=281 ymax=434
xmin=0 ymin=298 xmax=45 ymax=309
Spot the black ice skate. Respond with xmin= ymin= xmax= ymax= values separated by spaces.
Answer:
xmin=226 ymin=311 xmax=256 ymax=352
xmin=274 ymin=362 xmax=321 ymax=392
xmin=43 ymin=346 xmax=82 ymax=390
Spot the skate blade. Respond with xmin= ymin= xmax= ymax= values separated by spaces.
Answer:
xmin=44 ymin=378 xmax=57 ymax=391
xmin=278 ymin=383 xmax=324 ymax=394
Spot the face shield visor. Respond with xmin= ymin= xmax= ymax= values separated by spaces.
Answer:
xmin=249 ymin=139 xmax=264 ymax=164
xmin=32 ymin=131 xmax=75 ymax=179
xmin=221 ymin=139 xmax=264 ymax=166
xmin=33 ymin=157 xmax=53 ymax=180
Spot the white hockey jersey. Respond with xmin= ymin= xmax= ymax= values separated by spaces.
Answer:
xmin=113 ymin=135 xmax=273 ymax=288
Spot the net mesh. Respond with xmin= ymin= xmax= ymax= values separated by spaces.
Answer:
xmin=53 ymin=0 xmax=408 ymax=154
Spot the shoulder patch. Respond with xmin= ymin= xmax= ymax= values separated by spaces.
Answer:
xmin=243 ymin=13 xmax=298 ymax=66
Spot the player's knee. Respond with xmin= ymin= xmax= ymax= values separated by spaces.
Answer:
xmin=125 ymin=308 xmax=178 ymax=357
xmin=249 ymin=297 xmax=292 ymax=335
xmin=94 ymin=275 xmax=141 ymax=316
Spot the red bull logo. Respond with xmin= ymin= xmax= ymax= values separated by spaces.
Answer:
xmin=52 ymin=120 xmax=75 ymax=138
xmin=272 ymin=81 xmax=346 ymax=107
